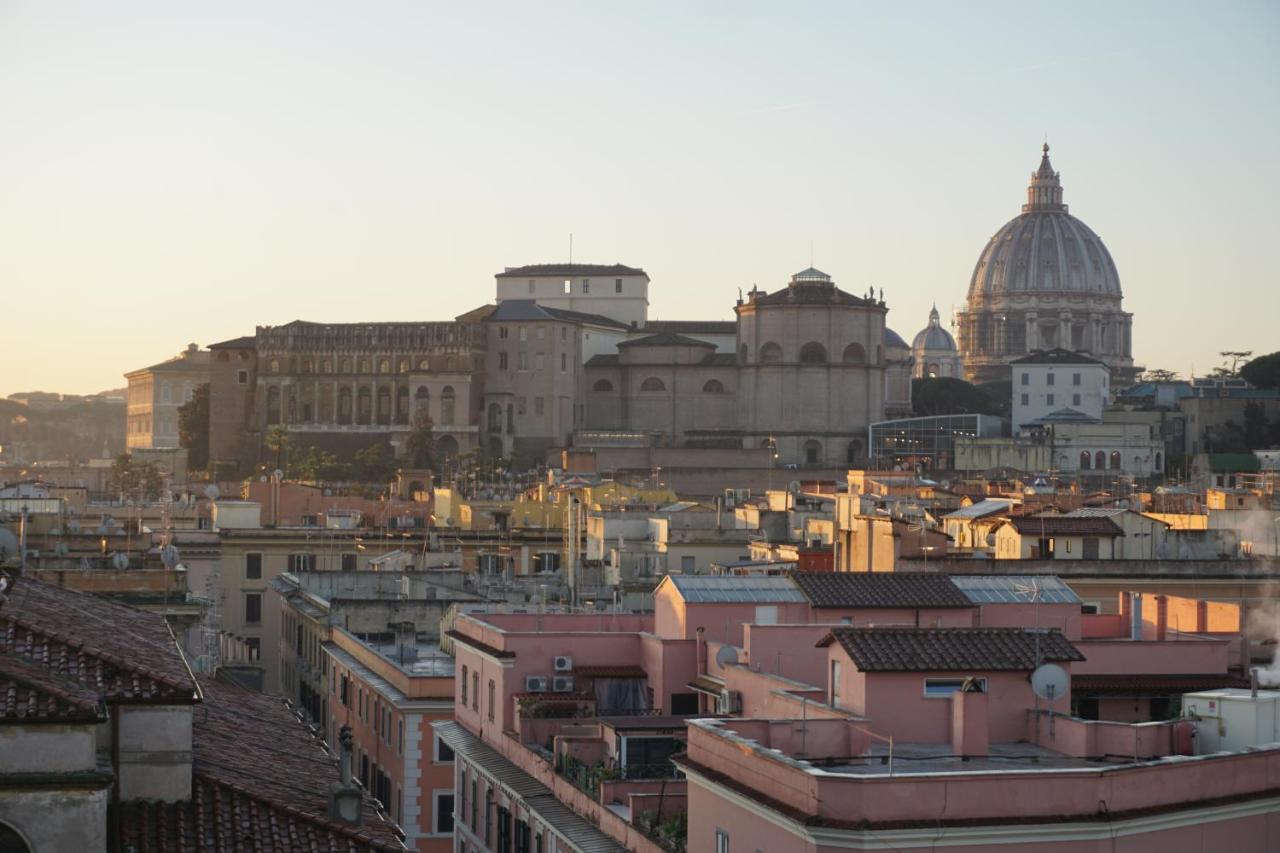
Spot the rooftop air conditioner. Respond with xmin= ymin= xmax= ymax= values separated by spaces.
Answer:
xmin=525 ymin=676 xmax=549 ymax=693
xmin=554 ymin=656 xmax=574 ymax=672
xmin=552 ymin=676 xmax=575 ymax=693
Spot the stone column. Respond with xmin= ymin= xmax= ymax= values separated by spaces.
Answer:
xmin=1025 ymin=312 xmax=1038 ymax=352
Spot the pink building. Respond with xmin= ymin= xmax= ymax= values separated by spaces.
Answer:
xmin=436 ymin=572 xmax=1270 ymax=853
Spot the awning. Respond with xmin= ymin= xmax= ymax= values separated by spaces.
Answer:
xmin=686 ymin=675 xmax=724 ymax=696
xmin=1073 ymin=674 xmax=1251 ymax=694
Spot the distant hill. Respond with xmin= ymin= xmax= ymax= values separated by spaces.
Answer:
xmin=0 ymin=397 xmax=125 ymax=462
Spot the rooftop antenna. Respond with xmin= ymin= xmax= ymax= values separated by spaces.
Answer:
xmin=569 ymin=233 xmax=573 ymax=264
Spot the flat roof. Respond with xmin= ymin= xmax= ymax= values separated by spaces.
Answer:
xmin=664 ymin=575 xmax=807 ymax=604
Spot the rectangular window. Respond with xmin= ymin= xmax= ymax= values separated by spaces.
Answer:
xmin=471 ymin=778 xmax=478 ymax=829
xmin=398 ymin=719 xmax=404 ymax=755
xmin=1073 ymin=372 xmax=1081 ymax=386
xmin=237 ymin=369 xmax=249 ymax=385
xmin=535 ymin=352 xmax=544 ymax=371
xmin=535 ymin=396 xmax=544 ymax=416
xmin=498 ymin=807 xmax=511 ymax=852
xmin=516 ymin=819 xmax=531 ymax=853
xmin=560 ymin=352 xmax=567 ymax=373
xmin=245 ymin=637 xmax=261 ymax=660
xmin=488 ymin=679 xmax=496 ymax=722
xmin=472 ymin=673 xmax=479 ymax=711
xmin=924 ymin=677 xmax=987 ymax=697
xmin=1073 ymin=393 xmax=1081 ymax=406
xmin=1047 ymin=372 xmax=1055 ymax=386
xmin=537 ymin=327 xmax=546 ymax=340
xmin=1020 ymin=393 xmax=1029 ymax=406
xmin=499 ymin=352 xmax=509 ymax=369
xmin=518 ymin=352 xmax=528 ymax=371
xmin=499 ymin=326 xmax=508 ymax=339
xmin=435 ymin=733 xmax=455 ymax=763
xmin=1046 ymin=393 xmax=1055 ymax=406
xmin=517 ymin=396 xmax=527 ymax=415
xmin=519 ymin=327 xmax=528 ymax=342
xmin=1082 ymin=537 xmax=1100 ymax=559
xmin=341 ymin=553 xmax=357 ymax=572
xmin=245 ymin=593 xmax=262 ymax=625
xmin=582 ymin=279 xmax=590 ymax=294
xmin=287 ymin=553 xmax=314 ymax=572
xmin=434 ymin=791 xmax=455 ymax=835
xmin=1020 ymin=372 xmax=1029 ymax=386
xmin=461 ymin=665 xmax=468 ymax=704
xmin=831 ymin=659 xmax=841 ymax=706
xmin=245 ymin=553 xmax=262 ymax=580
xmin=716 ymin=829 xmax=730 ymax=853
xmin=616 ymin=278 xmax=623 ymax=293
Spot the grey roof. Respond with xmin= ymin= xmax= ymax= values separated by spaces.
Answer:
xmin=617 ymin=332 xmax=714 ymax=348
xmin=496 ymin=263 xmax=646 ymax=279
xmin=884 ymin=328 xmax=909 ymax=349
xmin=584 ymin=354 xmax=620 ymax=367
xmin=950 ymin=575 xmax=1081 ymax=605
xmin=819 ymin=627 xmax=1084 ymax=672
xmin=642 ymin=320 xmax=737 ymax=336
xmin=664 ymin=575 xmax=807 ymax=604
xmin=792 ymin=266 xmax=832 ymax=282
xmin=1011 ymin=348 xmax=1106 ymax=366
xmin=433 ymin=721 xmax=627 ymax=853
xmin=488 ymin=300 xmax=628 ymax=330
xmin=1031 ymin=407 xmax=1102 ymax=424
xmin=943 ymin=499 xmax=1016 ymax=520
xmin=790 ymin=572 xmax=972 ymax=609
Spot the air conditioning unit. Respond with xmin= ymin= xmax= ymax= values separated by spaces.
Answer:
xmin=553 ymin=656 xmax=574 ymax=672
xmin=525 ymin=676 xmax=549 ymax=693
xmin=552 ymin=676 xmax=575 ymax=693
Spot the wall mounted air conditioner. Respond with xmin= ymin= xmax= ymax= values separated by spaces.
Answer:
xmin=554 ymin=656 xmax=574 ymax=672
xmin=552 ymin=676 xmax=575 ymax=693
xmin=525 ymin=676 xmax=549 ymax=693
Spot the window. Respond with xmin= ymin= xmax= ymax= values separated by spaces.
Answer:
xmin=561 ymin=327 xmax=567 ymax=341
xmin=1080 ymin=450 xmax=1091 ymax=470
xmin=471 ymin=778 xmax=478 ymax=829
xmin=1020 ymin=393 xmax=1029 ymax=406
xmin=237 ymin=369 xmax=248 ymax=385
xmin=759 ymin=342 xmax=783 ymax=363
xmin=516 ymin=818 xmax=531 ymax=853
xmin=799 ymin=342 xmax=827 ymax=364
xmin=535 ymin=352 xmax=544 ymax=371
xmin=535 ymin=396 xmax=544 ymax=416
xmin=831 ymin=659 xmax=841 ymax=706
xmin=716 ymin=829 xmax=730 ymax=853
xmin=435 ymin=733 xmax=455 ymax=763
xmin=287 ymin=553 xmax=314 ymax=572
xmin=245 ymin=637 xmax=261 ymax=660
xmin=528 ymin=280 xmax=535 ymax=294
xmin=1082 ymin=537 xmax=1100 ymax=559
xmin=499 ymin=352 xmax=508 ymax=369
xmin=1072 ymin=393 xmax=1081 ymax=406
xmin=517 ymin=396 xmax=527 ymax=415
xmin=1072 ymin=372 xmax=1081 ymax=386
xmin=488 ymin=679 xmax=496 ymax=722
xmin=245 ymin=593 xmax=262 ymax=625
xmin=1046 ymin=394 xmax=1054 ymax=406
xmin=499 ymin=326 xmax=509 ymax=339
xmin=245 ymin=553 xmax=262 ymax=580
xmin=341 ymin=553 xmax=357 ymax=572
xmin=536 ymin=327 xmax=546 ymax=340
xmin=560 ymin=352 xmax=567 ymax=373
xmin=1047 ymin=372 xmax=1056 ymax=386
xmin=461 ymin=665 xmax=469 ymax=704
xmin=924 ymin=677 xmax=987 ymax=697
xmin=1095 ymin=450 xmax=1106 ymax=469
xmin=518 ymin=352 xmax=528 ymax=371
xmin=640 ymin=377 xmax=666 ymax=391
xmin=563 ymin=279 xmax=571 ymax=294
xmin=593 ymin=379 xmax=613 ymax=392
xmin=340 ymin=674 xmax=349 ymax=706
xmin=1110 ymin=450 xmax=1122 ymax=469
xmin=398 ymin=719 xmax=404 ymax=755
xmin=519 ymin=327 xmax=528 ymax=342
xmin=616 ymin=278 xmax=623 ymax=293
xmin=703 ymin=379 xmax=724 ymax=393
xmin=1020 ymin=372 xmax=1029 ymax=386
xmin=582 ymin=279 xmax=590 ymax=294
xmin=433 ymin=791 xmax=455 ymax=835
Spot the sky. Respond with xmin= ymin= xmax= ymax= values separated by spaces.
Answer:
xmin=1 ymin=1 xmax=1277 ymax=396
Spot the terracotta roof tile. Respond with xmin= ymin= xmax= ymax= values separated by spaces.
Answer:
xmin=818 ymin=627 xmax=1084 ymax=672
xmin=0 ymin=653 xmax=105 ymax=724
xmin=791 ymin=573 xmax=973 ymax=609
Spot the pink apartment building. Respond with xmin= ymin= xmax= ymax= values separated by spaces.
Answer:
xmin=325 ymin=627 xmax=457 ymax=852
xmin=436 ymin=572 xmax=1273 ymax=853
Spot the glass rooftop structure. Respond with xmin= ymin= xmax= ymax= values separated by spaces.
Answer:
xmin=665 ymin=575 xmax=808 ymax=604
xmin=951 ymin=575 xmax=1081 ymax=605
xmin=869 ymin=413 xmax=1006 ymax=471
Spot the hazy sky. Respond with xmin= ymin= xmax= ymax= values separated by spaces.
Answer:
xmin=1 ymin=1 xmax=1277 ymax=396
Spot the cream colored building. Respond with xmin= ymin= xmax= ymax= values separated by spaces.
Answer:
xmin=124 ymin=343 xmax=210 ymax=450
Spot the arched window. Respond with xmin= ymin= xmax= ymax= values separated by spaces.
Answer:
xmin=357 ymin=388 xmax=372 ymax=424
xmin=739 ymin=344 xmax=749 ymax=364
xmin=799 ymin=342 xmax=827 ymax=364
xmin=376 ymin=387 xmax=392 ymax=425
xmin=340 ymin=358 xmax=351 ymax=373
xmin=847 ymin=439 xmax=864 ymax=465
xmin=702 ymin=379 xmax=725 ymax=393
xmin=803 ymin=439 xmax=823 ymax=466
xmin=398 ymin=359 xmax=409 ymax=373
xmin=337 ymin=387 xmax=352 ymax=424
xmin=1110 ymin=451 xmax=1122 ymax=470
xmin=759 ymin=342 xmax=783 ymax=363
xmin=640 ymin=377 xmax=666 ymax=391
xmin=1080 ymin=450 xmax=1091 ymax=470
xmin=379 ymin=359 xmax=391 ymax=374
xmin=437 ymin=435 xmax=459 ymax=460
xmin=842 ymin=343 xmax=866 ymax=364
xmin=395 ymin=386 xmax=410 ymax=424
xmin=269 ymin=359 xmax=280 ymax=374
xmin=441 ymin=387 xmax=455 ymax=424
xmin=1095 ymin=451 xmax=1106 ymax=470
xmin=592 ymin=379 xmax=614 ymax=393
xmin=0 ymin=821 xmax=33 ymax=852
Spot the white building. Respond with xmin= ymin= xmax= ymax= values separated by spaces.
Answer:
xmin=494 ymin=263 xmax=650 ymax=328
xmin=1012 ymin=348 xmax=1109 ymax=428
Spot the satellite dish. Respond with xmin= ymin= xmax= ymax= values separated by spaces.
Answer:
xmin=205 ymin=484 xmax=220 ymax=500
xmin=788 ymin=480 xmax=801 ymax=494
xmin=445 ymin=517 xmax=455 ymax=528
xmin=68 ymin=519 xmax=81 ymax=534
xmin=273 ymin=469 xmax=284 ymax=481
xmin=54 ymin=542 xmax=69 ymax=558
xmin=715 ymin=645 xmax=739 ymax=669
xmin=160 ymin=544 xmax=180 ymax=569
xmin=111 ymin=552 xmax=130 ymax=571
xmin=259 ymin=475 xmax=268 ymax=483
xmin=1030 ymin=663 xmax=1069 ymax=702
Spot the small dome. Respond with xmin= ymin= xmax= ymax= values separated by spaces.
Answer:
xmin=912 ymin=305 xmax=956 ymax=352
xmin=884 ymin=328 xmax=909 ymax=349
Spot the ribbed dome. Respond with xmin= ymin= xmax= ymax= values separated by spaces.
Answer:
xmin=967 ymin=145 xmax=1121 ymax=300
xmin=884 ymin=328 xmax=909 ymax=350
xmin=912 ymin=305 xmax=957 ymax=351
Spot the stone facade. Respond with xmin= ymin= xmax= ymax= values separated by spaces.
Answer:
xmin=123 ymin=344 xmax=210 ymax=450
xmin=958 ymin=145 xmax=1138 ymax=385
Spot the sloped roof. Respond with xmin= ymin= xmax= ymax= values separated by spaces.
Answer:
xmin=790 ymin=572 xmax=972 ymax=609
xmin=943 ymin=499 xmax=1015 ymax=520
xmin=1003 ymin=515 xmax=1123 ymax=537
xmin=0 ymin=652 xmax=105 ymax=724
xmin=1031 ymin=407 xmax=1101 ymax=424
xmin=496 ymin=263 xmax=646 ymax=279
xmin=818 ymin=627 xmax=1083 ymax=672
xmin=642 ymin=320 xmax=736 ymax=336
xmin=950 ymin=575 xmax=1081 ymax=605
xmin=1010 ymin=348 xmax=1106 ymax=366
xmin=663 ymin=575 xmax=807 ymax=604
xmin=488 ymin=299 xmax=628 ymax=330
xmin=618 ymin=332 xmax=714 ymax=348
xmin=207 ymin=335 xmax=256 ymax=350
xmin=0 ymin=574 xmax=198 ymax=704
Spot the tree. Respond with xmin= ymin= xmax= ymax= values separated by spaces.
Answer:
xmin=912 ymin=377 xmax=1003 ymax=417
xmin=1241 ymin=351 xmax=1280 ymax=390
xmin=106 ymin=453 xmax=164 ymax=503
xmin=352 ymin=443 xmax=398 ymax=485
xmin=264 ymin=425 xmax=292 ymax=472
xmin=403 ymin=413 xmax=437 ymax=470
xmin=293 ymin=446 xmax=342 ymax=482
xmin=1140 ymin=368 xmax=1180 ymax=383
xmin=177 ymin=383 xmax=210 ymax=471
xmin=1211 ymin=350 xmax=1253 ymax=378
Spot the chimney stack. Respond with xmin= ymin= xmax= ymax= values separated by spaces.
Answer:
xmin=328 ymin=725 xmax=363 ymax=825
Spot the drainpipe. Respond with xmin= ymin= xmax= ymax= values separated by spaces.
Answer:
xmin=695 ymin=627 xmax=706 ymax=676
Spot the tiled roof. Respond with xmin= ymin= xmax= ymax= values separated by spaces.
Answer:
xmin=496 ymin=263 xmax=646 ymax=279
xmin=790 ymin=573 xmax=972 ymax=609
xmin=818 ymin=627 xmax=1084 ymax=672
xmin=0 ymin=574 xmax=197 ymax=704
xmin=664 ymin=575 xmax=807 ymax=604
xmin=0 ymin=653 xmax=105 ymax=724
xmin=1010 ymin=348 xmax=1105 ymax=366
xmin=117 ymin=678 xmax=404 ymax=852
xmin=617 ymin=332 xmax=714 ymax=348
xmin=1004 ymin=515 xmax=1123 ymax=537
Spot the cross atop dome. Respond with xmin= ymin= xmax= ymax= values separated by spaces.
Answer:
xmin=1023 ymin=142 xmax=1067 ymax=213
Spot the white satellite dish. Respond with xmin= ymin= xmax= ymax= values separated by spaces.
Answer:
xmin=68 ymin=519 xmax=81 ymax=534
xmin=205 ymin=484 xmax=220 ymax=500
xmin=715 ymin=645 xmax=739 ymax=669
xmin=160 ymin=544 xmax=180 ymax=569
xmin=1030 ymin=663 xmax=1069 ymax=702
xmin=111 ymin=552 xmax=130 ymax=570
xmin=273 ymin=469 xmax=284 ymax=481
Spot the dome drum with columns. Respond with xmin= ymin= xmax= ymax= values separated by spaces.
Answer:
xmin=957 ymin=145 xmax=1139 ymax=385
xmin=912 ymin=305 xmax=963 ymax=379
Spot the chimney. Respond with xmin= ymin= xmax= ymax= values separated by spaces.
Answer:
xmin=1251 ymin=668 xmax=1259 ymax=699
xmin=328 ymin=725 xmax=363 ymax=825
xmin=696 ymin=626 xmax=706 ymax=675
